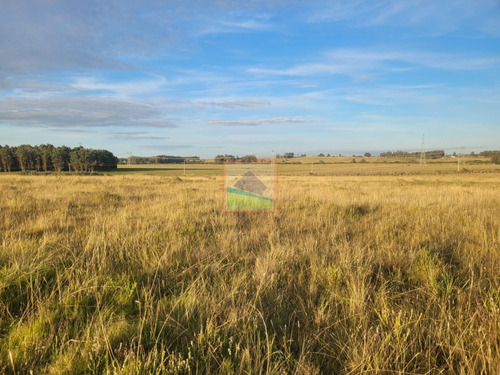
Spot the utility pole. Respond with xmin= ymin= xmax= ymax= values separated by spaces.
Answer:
xmin=458 ymin=146 xmax=465 ymax=172
xmin=420 ymin=134 xmax=426 ymax=165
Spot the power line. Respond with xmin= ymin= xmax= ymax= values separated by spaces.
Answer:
xmin=420 ymin=134 xmax=426 ymax=165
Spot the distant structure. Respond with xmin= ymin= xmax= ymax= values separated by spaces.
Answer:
xmin=420 ymin=134 xmax=426 ymax=165
xmin=458 ymin=146 xmax=465 ymax=172
xmin=234 ymin=171 xmax=267 ymax=195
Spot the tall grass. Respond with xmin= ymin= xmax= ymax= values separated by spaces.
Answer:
xmin=0 ymin=173 xmax=499 ymax=373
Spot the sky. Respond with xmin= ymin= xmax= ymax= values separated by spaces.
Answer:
xmin=1 ymin=0 xmax=499 ymax=158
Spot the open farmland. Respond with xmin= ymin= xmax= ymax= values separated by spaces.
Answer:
xmin=113 ymin=157 xmax=500 ymax=177
xmin=0 ymin=166 xmax=499 ymax=373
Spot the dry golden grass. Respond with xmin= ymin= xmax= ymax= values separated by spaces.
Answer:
xmin=0 ymin=171 xmax=499 ymax=374
xmin=115 ymin=159 xmax=500 ymax=177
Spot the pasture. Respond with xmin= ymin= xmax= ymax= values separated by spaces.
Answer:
xmin=0 ymin=164 xmax=499 ymax=373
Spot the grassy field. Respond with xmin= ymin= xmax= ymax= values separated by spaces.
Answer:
xmin=1 ymin=165 xmax=499 ymax=373
xmin=114 ymin=158 xmax=500 ymax=177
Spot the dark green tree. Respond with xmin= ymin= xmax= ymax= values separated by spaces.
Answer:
xmin=39 ymin=144 xmax=54 ymax=171
xmin=94 ymin=149 xmax=118 ymax=170
xmin=70 ymin=147 xmax=96 ymax=172
xmin=0 ymin=146 xmax=16 ymax=172
xmin=52 ymin=146 xmax=71 ymax=172
xmin=241 ymin=155 xmax=257 ymax=163
xmin=15 ymin=145 xmax=32 ymax=172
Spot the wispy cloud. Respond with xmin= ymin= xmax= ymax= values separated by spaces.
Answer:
xmin=0 ymin=97 xmax=178 ymax=128
xmin=0 ymin=0 xmax=170 ymax=76
xmin=248 ymin=48 xmax=500 ymax=77
xmin=208 ymin=116 xmax=312 ymax=126
xmin=307 ymin=0 xmax=500 ymax=36
xmin=105 ymin=131 xmax=170 ymax=140
xmin=249 ymin=63 xmax=349 ymax=76
xmin=1 ymin=0 xmax=498 ymax=157
xmin=139 ymin=144 xmax=193 ymax=149
xmin=71 ymin=76 xmax=167 ymax=98
xmin=196 ymin=98 xmax=270 ymax=108
xmin=220 ymin=19 xmax=272 ymax=31
xmin=326 ymin=49 xmax=500 ymax=71
xmin=196 ymin=13 xmax=275 ymax=36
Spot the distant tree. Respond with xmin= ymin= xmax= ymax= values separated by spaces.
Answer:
xmin=427 ymin=150 xmax=445 ymax=159
xmin=214 ymin=154 xmax=236 ymax=164
xmin=52 ymin=146 xmax=71 ymax=172
xmin=15 ymin=145 xmax=32 ymax=172
xmin=241 ymin=155 xmax=257 ymax=163
xmin=0 ymin=145 xmax=15 ymax=172
xmin=364 ymin=152 xmax=371 ymax=157
xmin=214 ymin=155 xmax=226 ymax=164
xmin=283 ymin=152 xmax=294 ymax=159
xmin=127 ymin=155 xmax=139 ymax=164
xmin=318 ymin=153 xmax=324 ymax=157
xmin=480 ymin=150 xmax=500 ymax=159
xmin=352 ymin=158 xmax=357 ymax=163
xmin=0 ymin=144 xmax=118 ymax=173
xmin=326 ymin=153 xmax=330 ymax=157
xmin=70 ymin=147 xmax=97 ymax=172
xmin=94 ymin=149 xmax=118 ymax=170
xmin=31 ymin=146 xmax=43 ymax=171
xmin=39 ymin=144 xmax=54 ymax=171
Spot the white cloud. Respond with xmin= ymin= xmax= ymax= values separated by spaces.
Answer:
xmin=248 ymin=48 xmax=500 ymax=77
xmin=195 ymin=15 xmax=275 ymax=36
xmin=71 ymin=76 xmax=167 ymax=98
xmin=0 ymin=97 xmax=178 ymax=128
xmin=248 ymin=63 xmax=349 ymax=76
xmin=307 ymin=0 xmax=500 ymax=36
xmin=195 ymin=98 xmax=271 ymax=108
xmin=208 ymin=116 xmax=312 ymax=126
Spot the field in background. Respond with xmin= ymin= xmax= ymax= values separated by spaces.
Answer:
xmin=0 ymin=167 xmax=499 ymax=373
xmin=115 ymin=157 xmax=500 ymax=176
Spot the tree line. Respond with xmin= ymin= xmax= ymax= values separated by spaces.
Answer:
xmin=478 ymin=150 xmax=500 ymax=158
xmin=214 ymin=154 xmax=258 ymax=164
xmin=480 ymin=150 xmax=500 ymax=164
xmin=379 ymin=150 xmax=445 ymax=159
xmin=0 ymin=144 xmax=118 ymax=172
xmin=121 ymin=155 xmax=203 ymax=164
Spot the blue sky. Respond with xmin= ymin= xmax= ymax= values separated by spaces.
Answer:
xmin=1 ymin=0 xmax=499 ymax=158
